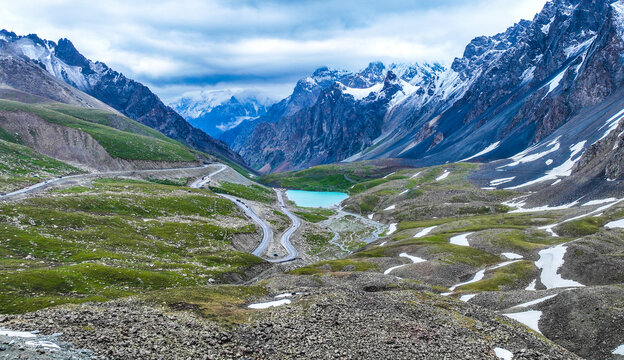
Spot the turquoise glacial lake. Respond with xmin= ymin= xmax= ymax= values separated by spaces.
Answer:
xmin=285 ymin=190 xmax=349 ymax=208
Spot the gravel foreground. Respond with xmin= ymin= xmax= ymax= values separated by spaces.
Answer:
xmin=0 ymin=278 xmax=578 ymax=360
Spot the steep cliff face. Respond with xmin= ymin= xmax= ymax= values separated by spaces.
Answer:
xmin=0 ymin=30 xmax=246 ymax=167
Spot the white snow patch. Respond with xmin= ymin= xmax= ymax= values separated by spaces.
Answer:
xmin=583 ymin=198 xmax=617 ymax=206
xmin=541 ymin=17 xmax=555 ymax=34
xmin=248 ymin=299 xmax=291 ymax=309
xmin=449 ymin=232 xmax=473 ymax=247
xmin=410 ymin=172 xmax=422 ymax=179
xmin=399 ymin=189 xmax=409 ymax=196
xmin=449 ymin=270 xmax=485 ymax=291
xmin=545 ymin=159 xmax=553 ymax=165
xmin=502 ymin=252 xmax=523 ymax=260
xmin=605 ymin=219 xmax=624 ymax=229
xmin=536 ymin=244 xmax=584 ymax=289
xmin=384 ymin=205 xmax=396 ymax=211
xmin=460 ymin=294 xmax=477 ymax=302
xmin=501 ymin=137 xmax=560 ymax=168
xmin=25 ymin=340 xmax=60 ymax=350
xmin=368 ymin=213 xmax=374 ymax=220
xmin=379 ymin=241 xmax=388 ymax=247
xmin=382 ymin=172 xmax=396 ymax=179
xmin=387 ymin=223 xmax=398 ymax=235
xmin=447 ymin=261 xmax=521 ymax=292
xmin=274 ymin=293 xmax=294 ymax=299
xmin=612 ymin=344 xmax=624 ymax=355
xmin=596 ymin=108 xmax=624 ymax=143
xmin=383 ymin=264 xmax=405 ymax=275
xmin=341 ymin=83 xmax=384 ymax=100
xmin=494 ymin=347 xmax=514 ymax=360
xmin=389 ymin=80 xmax=420 ymax=108
xmin=503 ymin=310 xmax=543 ymax=334
xmin=541 ymin=198 xmax=624 ymax=236
xmin=509 ymin=200 xmax=579 ymax=214
xmin=611 ymin=1 xmax=624 ymax=43
xmin=542 ymin=66 xmax=569 ymax=98
xmin=491 ymin=260 xmax=522 ymax=270
xmin=525 ymin=280 xmax=537 ymax=291
xmin=521 ymin=66 xmax=535 ymax=84
xmin=513 ymin=294 xmax=558 ymax=309
xmin=505 ymin=141 xmax=586 ymax=190
xmin=564 ymin=36 xmax=597 ymax=58
xmin=460 ymin=142 xmax=501 ymax=162
xmin=400 ymin=252 xmax=426 ymax=264
xmin=414 ymin=226 xmax=437 ymax=238
xmin=0 ymin=329 xmax=36 ymax=338
xmin=539 ymin=224 xmax=559 ymax=237
xmin=436 ymin=170 xmax=450 ymax=181
xmin=490 ymin=177 xmax=515 ymax=186
xmin=383 ymin=253 xmax=426 ymax=275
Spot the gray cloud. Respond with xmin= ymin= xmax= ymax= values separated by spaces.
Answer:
xmin=1 ymin=0 xmax=547 ymax=102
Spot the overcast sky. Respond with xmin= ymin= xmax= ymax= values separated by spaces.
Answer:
xmin=2 ymin=0 xmax=547 ymax=103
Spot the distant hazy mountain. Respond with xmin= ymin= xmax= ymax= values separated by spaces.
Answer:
xmin=0 ymin=30 xmax=247 ymax=167
xmin=170 ymin=91 xmax=269 ymax=138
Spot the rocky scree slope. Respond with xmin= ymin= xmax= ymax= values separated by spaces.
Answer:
xmin=1 ymin=275 xmax=579 ymax=359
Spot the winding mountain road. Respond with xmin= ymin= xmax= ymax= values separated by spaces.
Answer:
xmin=190 ymin=166 xmax=299 ymax=263
xmin=0 ymin=164 xmax=212 ymax=200
xmin=3 ymin=162 xmax=300 ymax=264
xmin=273 ymin=189 xmax=300 ymax=262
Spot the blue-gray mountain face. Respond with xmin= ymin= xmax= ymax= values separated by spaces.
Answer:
xmin=224 ymin=0 xmax=624 ymax=181
xmin=171 ymin=94 xmax=269 ymax=138
xmin=0 ymin=30 xmax=246 ymax=166
xmin=220 ymin=62 xmax=445 ymax=172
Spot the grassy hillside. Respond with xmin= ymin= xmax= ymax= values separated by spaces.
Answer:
xmin=44 ymin=103 xmax=180 ymax=144
xmin=0 ymin=178 xmax=264 ymax=313
xmin=0 ymin=138 xmax=81 ymax=192
xmin=0 ymin=100 xmax=197 ymax=162
xmin=259 ymin=162 xmax=406 ymax=193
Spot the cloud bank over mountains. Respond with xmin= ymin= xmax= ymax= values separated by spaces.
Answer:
xmin=1 ymin=0 xmax=546 ymax=102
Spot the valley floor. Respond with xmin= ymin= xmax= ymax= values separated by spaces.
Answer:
xmin=0 ymin=162 xmax=621 ymax=359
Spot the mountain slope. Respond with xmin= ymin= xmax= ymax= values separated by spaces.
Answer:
xmin=0 ymin=52 xmax=208 ymax=177
xmin=356 ymin=0 xmax=622 ymax=170
xmin=231 ymin=0 xmax=624 ymax=187
xmin=0 ymin=30 xmax=246 ymax=167
xmin=229 ymin=62 xmax=443 ymax=172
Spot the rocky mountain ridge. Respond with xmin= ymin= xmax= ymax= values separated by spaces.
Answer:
xmin=223 ymin=61 xmax=444 ymax=172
